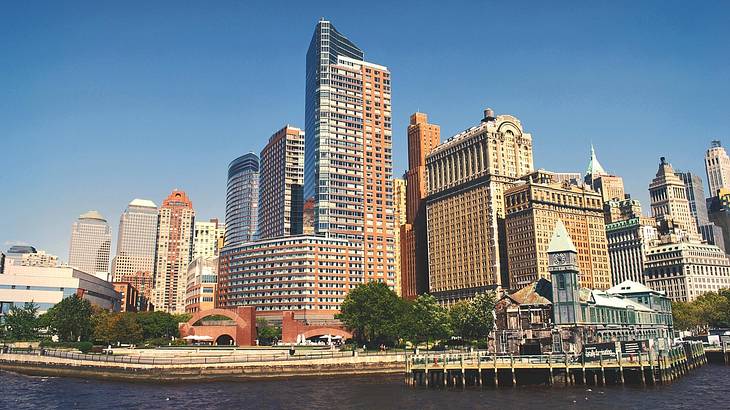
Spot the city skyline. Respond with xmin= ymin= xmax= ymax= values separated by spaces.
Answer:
xmin=2 ymin=2 xmax=730 ymax=258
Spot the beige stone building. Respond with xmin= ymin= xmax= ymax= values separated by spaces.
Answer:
xmin=649 ymin=157 xmax=700 ymax=241
xmin=426 ymin=109 xmax=533 ymax=303
xmin=705 ymin=140 xmax=730 ymax=196
xmin=644 ymin=239 xmax=730 ymax=302
xmin=504 ymin=170 xmax=611 ymax=290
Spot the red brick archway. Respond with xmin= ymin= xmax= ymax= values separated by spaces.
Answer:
xmin=281 ymin=311 xmax=353 ymax=343
xmin=179 ymin=307 xmax=256 ymax=346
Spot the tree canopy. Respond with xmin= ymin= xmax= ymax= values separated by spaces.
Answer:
xmin=403 ymin=294 xmax=451 ymax=346
xmin=43 ymin=295 xmax=93 ymax=342
xmin=673 ymin=289 xmax=730 ymax=331
xmin=337 ymin=282 xmax=407 ymax=346
xmin=449 ymin=291 xmax=496 ymax=343
xmin=4 ymin=302 xmax=40 ymax=340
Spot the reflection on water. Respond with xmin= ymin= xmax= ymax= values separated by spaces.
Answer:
xmin=1 ymin=365 xmax=728 ymax=409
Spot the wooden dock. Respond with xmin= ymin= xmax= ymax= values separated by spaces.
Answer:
xmin=405 ymin=342 xmax=706 ymax=388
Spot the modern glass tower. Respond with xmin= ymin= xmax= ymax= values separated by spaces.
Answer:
xmin=305 ymin=19 xmax=395 ymax=286
xmin=225 ymin=153 xmax=260 ymax=246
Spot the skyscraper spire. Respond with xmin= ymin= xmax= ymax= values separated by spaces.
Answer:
xmin=586 ymin=144 xmax=607 ymax=177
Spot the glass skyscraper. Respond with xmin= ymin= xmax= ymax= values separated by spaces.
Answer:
xmin=225 ymin=153 xmax=260 ymax=247
xmin=305 ymin=19 xmax=395 ymax=286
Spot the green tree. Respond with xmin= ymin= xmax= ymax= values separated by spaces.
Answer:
xmin=136 ymin=311 xmax=180 ymax=340
xmin=44 ymin=295 xmax=93 ymax=342
xmin=449 ymin=291 xmax=496 ymax=345
xmin=337 ymin=282 xmax=407 ymax=346
xmin=672 ymin=301 xmax=702 ymax=331
xmin=92 ymin=307 xmax=116 ymax=344
xmin=256 ymin=318 xmax=281 ymax=345
xmin=111 ymin=313 xmax=144 ymax=345
xmin=404 ymin=294 xmax=451 ymax=347
xmin=4 ymin=302 xmax=40 ymax=340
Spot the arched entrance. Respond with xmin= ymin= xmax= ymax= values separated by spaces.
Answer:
xmin=215 ymin=334 xmax=234 ymax=346
xmin=281 ymin=312 xmax=353 ymax=344
xmin=178 ymin=307 xmax=257 ymax=346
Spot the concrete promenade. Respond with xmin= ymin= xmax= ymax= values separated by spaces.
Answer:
xmin=0 ymin=349 xmax=407 ymax=381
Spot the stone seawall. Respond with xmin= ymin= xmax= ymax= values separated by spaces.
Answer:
xmin=0 ymin=354 xmax=406 ymax=382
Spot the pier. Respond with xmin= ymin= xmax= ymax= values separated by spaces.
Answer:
xmin=405 ymin=342 xmax=706 ymax=388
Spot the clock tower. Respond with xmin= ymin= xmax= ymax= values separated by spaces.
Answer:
xmin=547 ymin=219 xmax=582 ymax=325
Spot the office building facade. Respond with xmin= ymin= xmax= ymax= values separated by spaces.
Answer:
xmin=226 ymin=153 xmax=259 ymax=246
xmin=111 ymin=199 xmax=159 ymax=301
xmin=649 ymin=157 xmax=700 ymax=241
xmin=217 ymin=235 xmax=363 ymax=320
xmin=185 ymin=256 xmax=219 ymax=314
xmin=504 ymin=170 xmax=611 ymax=290
xmin=258 ymin=125 xmax=305 ymax=239
xmin=305 ymin=19 xmax=395 ymax=287
xmin=426 ymin=109 xmax=534 ymax=303
xmin=705 ymin=140 xmax=730 ymax=196
xmin=392 ymin=177 xmax=406 ymax=296
xmin=401 ymin=112 xmax=440 ymax=299
xmin=68 ymin=210 xmax=112 ymax=279
xmin=193 ymin=218 xmax=225 ymax=259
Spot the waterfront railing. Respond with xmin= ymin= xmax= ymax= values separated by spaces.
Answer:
xmin=0 ymin=347 xmax=408 ymax=366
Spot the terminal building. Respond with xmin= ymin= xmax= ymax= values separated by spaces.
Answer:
xmin=0 ymin=265 xmax=121 ymax=316
xmin=494 ymin=221 xmax=673 ymax=354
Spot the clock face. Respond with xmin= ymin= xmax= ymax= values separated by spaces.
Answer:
xmin=552 ymin=253 xmax=567 ymax=265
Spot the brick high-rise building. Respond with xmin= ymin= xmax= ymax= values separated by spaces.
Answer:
xmin=305 ymin=19 xmax=395 ymax=287
xmin=258 ymin=125 xmax=305 ymax=239
xmin=426 ymin=109 xmax=533 ymax=303
xmin=401 ymin=113 xmax=440 ymax=299
xmin=153 ymin=190 xmax=195 ymax=313
xmin=68 ymin=210 xmax=111 ymax=279
xmin=505 ymin=170 xmax=611 ymax=290
xmin=392 ymin=177 xmax=406 ymax=296
xmin=705 ymin=140 xmax=730 ymax=196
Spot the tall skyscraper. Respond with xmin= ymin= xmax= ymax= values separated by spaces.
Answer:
xmin=68 ymin=210 xmax=112 ymax=279
xmin=649 ymin=157 xmax=699 ymax=240
xmin=426 ymin=109 xmax=534 ymax=303
xmin=225 ymin=153 xmax=259 ymax=246
xmin=153 ymin=190 xmax=195 ymax=313
xmin=193 ymin=218 xmax=225 ymax=259
xmin=401 ymin=112 xmax=440 ymax=299
xmin=705 ymin=140 xmax=730 ymax=196
xmin=258 ymin=125 xmax=305 ymax=239
xmin=676 ymin=171 xmax=724 ymax=250
xmin=112 ymin=199 xmax=159 ymax=303
xmin=585 ymin=145 xmax=625 ymax=203
xmin=392 ymin=177 xmax=406 ymax=296
xmin=305 ymin=19 xmax=394 ymax=285
xmin=505 ymin=170 xmax=611 ymax=290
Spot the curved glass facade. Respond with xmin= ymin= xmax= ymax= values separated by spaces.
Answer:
xmin=225 ymin=153 xmax=260 ymax=247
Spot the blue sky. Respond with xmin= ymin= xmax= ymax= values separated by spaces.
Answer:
xmin=1 ymin=1 xmax=729 ymax=260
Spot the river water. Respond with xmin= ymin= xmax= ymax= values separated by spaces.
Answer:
xmin=2 ymin=365 xmax=728 ymax=409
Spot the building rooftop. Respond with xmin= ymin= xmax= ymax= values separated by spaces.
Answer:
xmin=585 ymin=144 xmax=607 ymax=177
xmin=547 ymin=219 xmax=577 ymax=253
xmin=607 ymin=280 xmax=656 ymax=295
xmin=129 ymin=198 xmax=158 ymax=208
xmin=79 ymin=210 xmax=106 ymax=222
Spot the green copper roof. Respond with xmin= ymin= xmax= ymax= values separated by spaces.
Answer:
xmin=586 ymin=144 xmax=607 ymax=176
xmin=547 ymin=219 xmax=577 ymax=253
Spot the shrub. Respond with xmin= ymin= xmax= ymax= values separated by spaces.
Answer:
xmin=77 ymin=341 xmax=93 ymax=353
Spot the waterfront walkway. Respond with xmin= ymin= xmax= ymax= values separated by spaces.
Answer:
xmin=0 ymin=347 xmax=407 ymax=380
xmin=406 ymin=342 xmax=707 ymax=388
